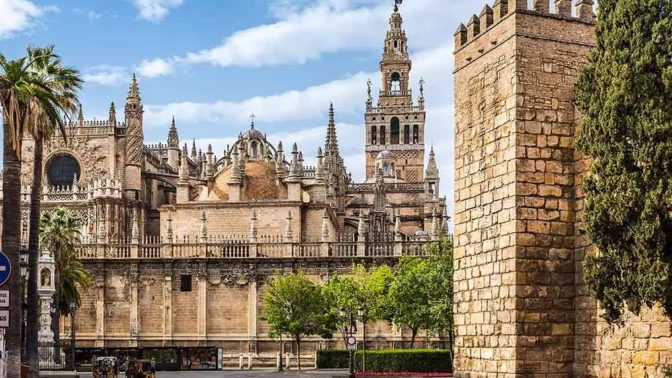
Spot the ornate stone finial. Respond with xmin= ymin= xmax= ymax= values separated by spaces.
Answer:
xmin=77 ymin=104 xmax=84 ymax=124
xmin=191 ymin=139 xmax=197 ymax=159
xmin=199 ymin=210 xmax=207 ymax=243
xmin=357 ymin=211 xmax=366 ymax=236
xmin=165 ymin=211 xmax=173 ymax=243
xmin=250 ymin=210 xmax=258 ymax=243
xmin=394 ymin=0 xmax=402 ymax=12
xmin=131 ymin=208 xmax=140 ymax=243
xmin=431 ymin=207 xmax=439 ymax=240
xmin=168 ymin=116 xmax=179 ymax=148
xmin=289 ymin=143 xmax=300 ymax=178
xmin=315 ymin=147 xmax=325 ymax=182
xmin=285 ymin=210 xmax=293 ymax=242
xmin=442 ymin=206 xmax=450 ymax=235
xmin=230 ymin=147 xmax=241 ymax=184
xmin=109 ymin=102 xmax=116 ymax=124
xmin=127 ymin=73 xmax=141 ymax=104
xmin=321 ymin=208 xmax=330 ymax=242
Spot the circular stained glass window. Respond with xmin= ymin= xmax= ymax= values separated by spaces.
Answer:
xmin=47 ymin=154 xmax=81 ymax=187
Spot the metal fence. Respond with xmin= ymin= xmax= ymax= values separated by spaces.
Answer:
xmin=37 ymin=340 xmax=74 ymax=371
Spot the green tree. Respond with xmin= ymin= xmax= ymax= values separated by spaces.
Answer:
xmin=24 ymin=46 xmax=82 ymax=377
xmin=40 ymin=208 xmax=92 ymax=356
xmin=424 ymin=235 xmax=454 ymax=354
xmin=389 ymin=258 xmax=433 ymax=348
xmin=262 ymin=272 xmax=335 ymax=370
xmin=1 ymin=47 xmax=72 ymax=378
xmin=574 ymin=0 xmax=672 ymax=324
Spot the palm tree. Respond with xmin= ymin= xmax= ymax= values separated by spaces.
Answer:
xmin=0 ymin=48 xmax=64 ymax=378
xmin=24 ymin=46 xmax=82 ymax=378
xmin=40 ymin=208 xmax=92 ymax=362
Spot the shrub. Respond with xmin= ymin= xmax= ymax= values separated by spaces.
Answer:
xmin=316 ymin=350 xmax=351 ymax=369
xmin=356 ymin=349 xmax=452 ymax=373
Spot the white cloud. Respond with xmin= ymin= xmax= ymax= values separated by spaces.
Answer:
xmin=87 ymin=10 xmax=102 ymax=22
xmin=82 ymin=66 xmax=129 ymax=86
xmin=0 ymin=0 xmax=56 ymax=39
xmin=132 ymin=0 xmax=182 ymax=22
xmin=136 ymin=58 xmax=174 ymax=78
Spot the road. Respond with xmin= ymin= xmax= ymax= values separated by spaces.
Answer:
xmin=79 ymin=370 xmax=350 ymax=377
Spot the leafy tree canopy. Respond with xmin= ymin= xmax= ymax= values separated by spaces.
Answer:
xmin=575 ymin=0 xmax=672 ymax=323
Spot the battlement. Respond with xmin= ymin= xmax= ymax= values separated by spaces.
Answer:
xmin=454 ymin=0 xmax=595 ymax=52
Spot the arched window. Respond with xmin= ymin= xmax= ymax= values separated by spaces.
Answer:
xmin=380 ymin=126 xmax=386 ymax=145
xmin=390 ymin=117 xmax=400 ymax=144
xmin=46 ymin=153 xmax=81 ymax=187
xmin=371 ymin=126 xmax=377 ymax=145
xmin=404 ymin=125 xmax=410 ymax=144
xmin=390 ymin=72 xmax=401 ymax=93
xmin=251 ymin=141 xmax=258 ymax=158
xmin=412 ymin=125 xmax=419 ymax=144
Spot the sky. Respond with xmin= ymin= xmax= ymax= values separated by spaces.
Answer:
xmin=0 ymin=0 xmax=504 ymax=214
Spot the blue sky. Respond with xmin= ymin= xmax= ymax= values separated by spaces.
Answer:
xmin=0 ymin=0 xmax=501 ymax=212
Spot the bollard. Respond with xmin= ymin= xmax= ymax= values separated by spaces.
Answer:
xmin=247 ymin=353 xmax=257 ymax=369
xmin=276 ymin=353 xmax=281 ymax=370
xmin=238 ymin=354 xmax=244 ymax=370
xmin=285 ymin=353 xmax=293 ymax=369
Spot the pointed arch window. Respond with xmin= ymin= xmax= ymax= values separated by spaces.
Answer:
xmin=390 ymin=72 xmax=401 ymax=93
xmin=371 ymin=126 xmax=377 ymax=145
xmin=412 ymin=125 xmax=419 ymax=144
xmin=390 ymin=117 xmax=400 ymax=145
xmin=380 ymin=126 xmax=386 ymax=145
xmin=404 ymin=125 xmax=410 ymax=144
xmin=251 ymin=141 xmax=258 ymax=158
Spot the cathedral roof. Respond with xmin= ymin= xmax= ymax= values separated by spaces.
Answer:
xmin=206 ymin=160 xmax=282 ymax=201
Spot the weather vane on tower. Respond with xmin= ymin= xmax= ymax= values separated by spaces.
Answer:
xmin=394 ymin=0 xmax=402 ymax=12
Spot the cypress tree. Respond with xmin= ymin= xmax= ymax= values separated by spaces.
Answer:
xmin=575 ymin=0 xmax=672 ymax=324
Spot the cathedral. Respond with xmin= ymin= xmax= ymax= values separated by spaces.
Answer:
xmin=8 ymin=7 xmax=446 ymax=370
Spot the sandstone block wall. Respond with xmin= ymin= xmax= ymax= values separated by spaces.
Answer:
xmin=454 ymin=2 xmax=672 ymax=377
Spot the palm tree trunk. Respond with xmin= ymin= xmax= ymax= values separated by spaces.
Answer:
xmin=26 ymin=132 xmax=43 ymax=378
xmin=3 ymin=121 xmax=24 ymax=378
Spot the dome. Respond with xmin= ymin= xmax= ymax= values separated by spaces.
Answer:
xmin=376 ymin=150 xmax=392 ymax=159
xmin=207 ymin=160 xmax=283 ymax=201
xmin=242 ymin=128 xmax=264 ymax=140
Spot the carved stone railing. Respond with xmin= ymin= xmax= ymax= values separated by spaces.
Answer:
xmin=74 ymin=233 xmax=438 ymax=261
xmin=348 ymin=182 xmax=426 ymax=193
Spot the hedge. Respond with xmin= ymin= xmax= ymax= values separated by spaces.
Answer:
xmin=317 ymin=349 xmax=452 ymax=373
xmin=316 ymin=350 xmax=351 ymax=369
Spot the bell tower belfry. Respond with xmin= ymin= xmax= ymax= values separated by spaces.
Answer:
xmin=364 ymin=4 xmax=426 ymax=182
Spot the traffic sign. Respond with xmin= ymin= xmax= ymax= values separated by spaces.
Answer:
xmin=0 ymin=310 xmax=9 ymax=328
xmin=346 ymin=336 xmax=357 ymax=350
xmin=0 ymin=252 xmax=10 ymax=288
xmin=0 ymin=290 xmax=8 ymax=308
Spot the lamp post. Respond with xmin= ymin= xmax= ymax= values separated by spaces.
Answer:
xmin=358 ymin=307 xmax=366 ymax=374
xmin=339 ymin=306 xmax=362 ymax=378
xmin=69 ymin=300 xmax=77 ymax=372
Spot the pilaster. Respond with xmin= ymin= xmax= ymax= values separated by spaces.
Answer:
xmin=129 ymin=265 xmax=138 ymax=347
xmin=248 ymin=280 xmax=258 ymax=340
xmin=197 ymin=266 xmax=207 ymax=337
xmin=95 ymin=274 xmax=105 ymax=348
xmin=163 ymin=267 xmax=173 ymax=340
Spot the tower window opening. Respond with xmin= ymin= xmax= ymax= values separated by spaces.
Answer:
xmin=390 ymin=117 xmax=400 ymax=144
xmin=413 ymin=125 xmax=419 ymax=144
xmin=390 ymin=72 xmax=401 ymax=93
xmin=371 ymin=126 xmax=377 ymax=145
xmin=404 ymin=125 xmax=410 ymax=144
xmin=380 ymin=126 xmax=386 ymax=145
xmin=251 ymin=141 xmax=258 ymax=158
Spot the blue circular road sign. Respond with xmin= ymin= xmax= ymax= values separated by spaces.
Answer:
xmin=0 ymin=252 xmax=11 ymax=288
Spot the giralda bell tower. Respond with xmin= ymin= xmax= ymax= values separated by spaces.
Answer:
xmin=364 ymin=1 xmax=426 ymax=182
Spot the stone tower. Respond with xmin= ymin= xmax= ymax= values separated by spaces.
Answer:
xmin=125 ymin=74 xmax=144 ymax=201
xmin=365 ymin=6 xmax=425 ymax=182
xmin=167 ymin=116 xmax=180 ymax=168
xmin=453 ymin=0 xmax=596 ymax=376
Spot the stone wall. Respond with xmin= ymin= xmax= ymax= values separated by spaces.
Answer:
xmin=454 ymin=2 xmax=672 ymax=377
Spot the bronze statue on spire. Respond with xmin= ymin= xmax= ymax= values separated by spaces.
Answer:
xmin=394 ymin=0 xmax=402 ymax=12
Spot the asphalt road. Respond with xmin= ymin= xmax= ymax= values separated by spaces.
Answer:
xmin=79 ymin=370 xmax=350 ymax=377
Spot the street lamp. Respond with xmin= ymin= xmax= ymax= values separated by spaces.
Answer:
xmin=19 ymin=248 xmax=29 ymax=362
xmin=357 ymin=307 xmax=366 ymax=374
xmin=339 ymin=307 xmax=359 ymax=378
xmin=69 ymin=300 xmax=77 ymax=372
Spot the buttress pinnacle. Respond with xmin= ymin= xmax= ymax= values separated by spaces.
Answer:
xmin=127 ymin=73 xmax=141 ymax=104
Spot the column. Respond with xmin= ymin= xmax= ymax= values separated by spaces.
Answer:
xmin=248 ymin=280 xmax=258 ymax=345
xmin=197 ymin=269 xmax=207 ymax=337
xmin=129 ymin=265 xmax=139 ymax=347
xmin=95 ymin=274 xmax=105 ymax=348
xmin=163 ymin=270 xmax=173 ymax=339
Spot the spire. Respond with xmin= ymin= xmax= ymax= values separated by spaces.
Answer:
xmin=126 ymin=73 xmax=141 ymax=104
xmin=206 ymin=144 xmax=214 ymax=179
xmin=289 ymin=143 xmax=300 ymax=179
xmin=191 ymin=139 xmax=197 ymax=159
xmin=250 ymin=210 xmax=258 ymax=243
xmin=325 ymin=103 xmax=339 ymax=157
xmin=168 ymin=116 xmax=179 ymax=148
xmin=78 ymin=104 xmax=84 ymax=125
xmin=418 ymin=78 xmax=425 ymax=109
xmin=250 ymin=113 xmax=256 ymax=129
xmin=426 ymin=146 xmax=439 ymax=179
xmin=108 ymin=102 xmax=116 ymax=125
xmin=276 ymin=141 xmax=286 ymax=178
xmin=285 ymin=210 xmax=293 ymax=242
xmin=229 ymin=146 xmax=241 ymax=184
